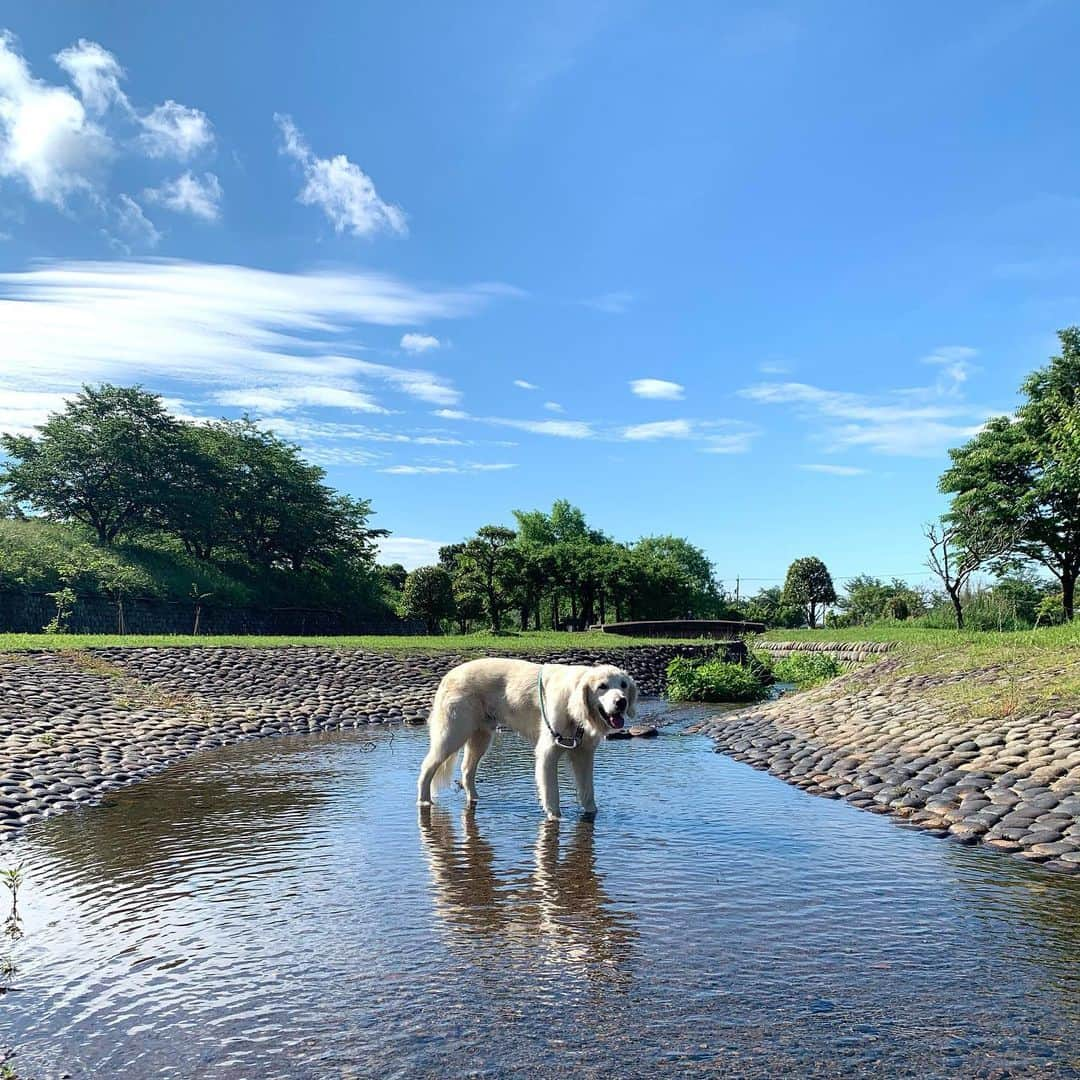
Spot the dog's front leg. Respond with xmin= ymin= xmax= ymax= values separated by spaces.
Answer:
xmin=534 ymin=743 xmax=561 ymax=821
xmin=569 ymin=745 xmax=597 ymax=818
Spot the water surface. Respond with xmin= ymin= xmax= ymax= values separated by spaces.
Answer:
xmin=3 ymin=702 xmax=1080 ymax=1078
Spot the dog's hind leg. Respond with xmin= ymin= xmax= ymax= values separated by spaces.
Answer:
xmin=460 ymin=726 xmax=492 ymax=807
xmin=418 ymin=695 xmax=477 ymax=806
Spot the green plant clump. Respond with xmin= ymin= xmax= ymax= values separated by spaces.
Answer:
xmin=665 ymin=656 xmax=769 ymax=703
xmin=770 ymin=652 xmax=842 ymax=688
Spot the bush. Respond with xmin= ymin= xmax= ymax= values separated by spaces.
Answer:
xmin=665 ymin=656 xmax=769 ymax=703
xmin=770 ymin=652 xmax=841 ymax=688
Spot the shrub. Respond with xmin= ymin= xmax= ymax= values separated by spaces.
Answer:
xmin=665 ymin=656 xmax=769 ymax=703
xmin=770 ymin=652 xmax=841 ymax=688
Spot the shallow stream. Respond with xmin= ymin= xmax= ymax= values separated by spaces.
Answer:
xmin=3 ymin=703 xmax=1080 ymax=1077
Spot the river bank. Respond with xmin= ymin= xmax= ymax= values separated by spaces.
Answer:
xmin=4 ymin=638 xmax=1080 ymax=874
xmin=0 ymin=642 xmax=724 ymax=840
xmin=692 ymin=640 xmax=1080 ymax=874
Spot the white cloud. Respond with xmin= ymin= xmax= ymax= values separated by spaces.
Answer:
xmin=513 ymin=379 xmax=539 ymax=390
xmin=621 ymin=417 xmax=758 ymax=452
xmin=920 ymin=345 xmax=978 ymax=393
xmin=213 ymin=384 xmax=389 ymax=415
xmin=630 ymin=378 xmax=684 ymax=400
xmin=488 ymin=417 xmax=593 ymax=438
xmin=380 ymin=462 xmax=516 ymax=475
xmin=740 ymin=369 xmax=989 ymax=457
xmin=347 ymin=357 xmax=459 ymax=405
xmin=0 ymin=32 xmax=112 ymax=205
xmin=622 ymin=418 xmax=693 ymax=440
xmin=144 ymin=171 xmax=221 ymax=221
xmin=798 ymin=463 xmax=868 ymax=476
xmin=0 ymin=388 xmax=73 ymax=436
xmin=0 ymin=35 xmax=215 ymax=212
xmin=0 ymin=258 xmax=506 ymax=403
xmin=759 ymin=360 xmax=790 ymax=375
xmin=544 ymin=401 xmax=564 ymax=413
xmin=53 ymin=39 xmax=125 ymax=114
xmin=433 ymin=408 xmax=594 ymax=439
xmin=111 ymin=194 xmax=160 ymax=250
xmin=138 ymin=100 xmax=213 ymax=159
xmin=400 ymin=332 xmax=440 ymax=353
xmin=275 ymin=113 xmax=405 ymax=237
xmin=376 ymin=536 xmax=446 ymax=570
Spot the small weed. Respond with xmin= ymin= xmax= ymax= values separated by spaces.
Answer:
xmin=36 ymin=733 xmax=56 ymax=748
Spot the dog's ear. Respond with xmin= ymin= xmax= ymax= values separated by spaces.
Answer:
xmin=627 ymin=676 xmax=638 ymax=719
xmin=567 ymin=670 xmax=595 ymax=730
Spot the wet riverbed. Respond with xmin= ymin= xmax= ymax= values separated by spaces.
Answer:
xmin=3 ymin=703 xmax=1080 ymax=1078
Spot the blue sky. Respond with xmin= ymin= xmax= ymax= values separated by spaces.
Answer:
xmin=1 ymin=2 xmax=1077 ymax=588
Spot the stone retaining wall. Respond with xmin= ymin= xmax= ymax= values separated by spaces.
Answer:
xmin=757 ymin=640 xmax=898 ymax=663
xmin=0 ymin=641 xmax=738 ymax=840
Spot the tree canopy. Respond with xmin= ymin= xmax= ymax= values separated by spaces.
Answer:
xmin=940 ymin=327 xmax=1080 ymax=618
xmin=782 ymin=556 xmax=837 ymax=628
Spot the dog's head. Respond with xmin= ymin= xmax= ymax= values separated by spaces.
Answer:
xmin=571 ymin=665 xmax=638 ymax=736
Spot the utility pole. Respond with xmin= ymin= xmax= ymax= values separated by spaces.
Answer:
xmin=735 ymin=576 xmax=740 ymax=603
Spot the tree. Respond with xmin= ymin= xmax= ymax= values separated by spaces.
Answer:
xmin=631 ymin=535 xmax=721 ymax=618
xmin=940 ymin=327 xmax=1080 ymax=619
xmin=782 ymin=556 xmax=837 ymax=628
xmin=380 ymin=563 xmax=408 ymax=592
xmin=402 ymin=566 xmax=456 ymax=634
xmin=924 ymin=514 xmax=1015 ymax=629
xmin=739 ymin=586 xmax=804 ymax=629
xmin=0 ymin=384 xmax=181 ymax=544
xmin=456 ymin=525 xmax=519 ymax=632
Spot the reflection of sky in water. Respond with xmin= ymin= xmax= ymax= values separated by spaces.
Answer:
xmin=6 ymin=719 xmax=1080 ymax=1078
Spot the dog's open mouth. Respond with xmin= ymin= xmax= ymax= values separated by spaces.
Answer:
xmin=600 ymin=704 xmax=626 ymax=730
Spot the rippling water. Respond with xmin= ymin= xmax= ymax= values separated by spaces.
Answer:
xmin=3 ymin=701 xmax=1080 ymax=1078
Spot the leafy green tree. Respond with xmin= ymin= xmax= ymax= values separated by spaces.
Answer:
xmin=0 ymin=384 xmax=181 ymax=544
xmin=457 ymin=524 xmax=519 ymax=632
xmin=402 ymin=565 xmax=456 ymax=633
xmin=782 ymin=556 xmax=837 ymax=628
xmin=380 ymin=563 xmax=408 ymax=592
xmin=739 ymin=586 xmax=804 ymax=629
xmin=631 ymin=535 xmax=721 ymax=618
xmin=940 ymin=327 xmax=1080 ymax=619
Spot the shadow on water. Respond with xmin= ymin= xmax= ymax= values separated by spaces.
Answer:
xmin=3 ymin=717 xmax=1080 ymax=1078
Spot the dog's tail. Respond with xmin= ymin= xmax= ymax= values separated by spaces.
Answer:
xmin=430 ymin=750 xmax=459 ymax=794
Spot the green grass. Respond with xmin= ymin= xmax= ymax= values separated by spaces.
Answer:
xmin=766 ymin=623 xmax=1080 ymax=720
xmin=761 ymin=623 xmax=1080 ymax=648
xmin=0 ymin=630 xmax=703 ymax=653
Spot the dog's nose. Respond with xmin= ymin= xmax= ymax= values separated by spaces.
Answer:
xmin=613 ymin=695 xmax=627 ymax=711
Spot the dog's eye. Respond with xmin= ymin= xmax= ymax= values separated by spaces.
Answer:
xmin=621 ymin=680 xmax=627 ymax=689
xmin=598 ymin=683 xmax=607 ymax=691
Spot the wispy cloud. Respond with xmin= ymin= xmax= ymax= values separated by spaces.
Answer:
xmin=144 ymin=171 xmax=221 ymax=221
xmin=434 ymin=408 xmax=594 ymax=439
xmin=630 ymin=378 xmax=684 ymax=400
xmin=544 ymin=401 xmax=564 ymax=413
xmin=0 ymin=257 xmax=510 ymax=457
xmin=740 ymin=352 xmax=990 ymax=457
xmin=275 ymin=113 xmax=405 ymax=238
xmin=620 ymin=418 xmax=757 ymax=453
xmin=379 ymin=461 xmax=516 ymax=475
xmin=513 ymin=379 xmax=539 ymax=390
xmin=798 ymin=463 xmax=868 ymax=476
xmin=400 ymin=332 xmax=440 ymax=353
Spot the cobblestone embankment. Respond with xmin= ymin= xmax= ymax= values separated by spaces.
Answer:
xmin=0 ymin=643 xmax=724 ymax=840
xmin=689 ymin=651 xmax=1080 ymax=874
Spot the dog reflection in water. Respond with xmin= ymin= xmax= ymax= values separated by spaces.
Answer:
xmin=418 ymin=806 xmax=636 ymax=980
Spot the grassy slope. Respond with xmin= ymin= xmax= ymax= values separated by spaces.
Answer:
xmin=0 ymin=630 xmax=701 ymax=653
xmin=764 ymin=624 xmax=1080 ymax=720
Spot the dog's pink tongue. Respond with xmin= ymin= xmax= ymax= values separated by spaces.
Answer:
xmin=609 ymin=714 xmax=625 ymax=729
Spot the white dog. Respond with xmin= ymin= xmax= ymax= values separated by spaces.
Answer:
xmin=417 ymin=659 xmax=638 ymax=820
